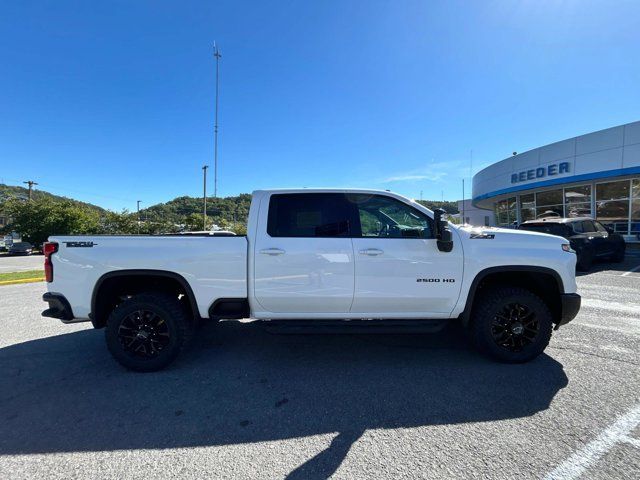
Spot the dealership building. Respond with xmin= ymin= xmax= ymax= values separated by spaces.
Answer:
xmin=472 ymin=120 xmax=640 ymax=242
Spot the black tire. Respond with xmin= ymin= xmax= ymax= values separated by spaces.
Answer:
xmin=105 ymin=293 xmax=193 ymax=372
xmin=576 ymin=246 xmax=594 ymax=272
xmin=470 ymin=286 xmax=553 ymax=363
xmin=610 ymin=244 xmax=625 ymax=263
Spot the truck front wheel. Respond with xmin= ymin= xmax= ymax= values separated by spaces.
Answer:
xmin=470 ymin=286 xmax=553 ymax=363
xmin=105 ymin=293 xmax=193 ymax=372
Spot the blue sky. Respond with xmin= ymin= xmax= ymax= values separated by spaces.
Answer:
xmin=1 ymin=0 xmax=639 ymax=211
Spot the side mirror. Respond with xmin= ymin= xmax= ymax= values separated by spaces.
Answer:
xmin=433 ymin=208 xmax=453 ymax=252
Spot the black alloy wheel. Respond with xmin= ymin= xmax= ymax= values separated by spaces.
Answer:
xmin=117 ymin=309 xmax=171 ymax=358
xmin=470 ymin=286 xmax=553 ymax=363
xmin=105 ymin=293 xmax=193 ymax=372
xmin=490 ymin=302 xmax=539 ymax=352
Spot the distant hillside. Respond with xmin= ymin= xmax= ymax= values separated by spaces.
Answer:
xmin=0 ymin=182 xmax=459 ymax=228
xmin=142 ymin=194 xmax=253 ymax=225
xmin=416 ymin=200 xmax=459 ymax=215
xmin=0 ymin=184 xmax=105 ymax=212
xmin=141 ymin=194 xmax=459 ymax=225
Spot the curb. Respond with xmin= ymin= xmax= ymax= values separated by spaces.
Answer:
xmin=0 ymin=277 xmax=45 ymax=286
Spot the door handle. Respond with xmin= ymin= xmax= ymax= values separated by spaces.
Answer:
xmin=260 ymin=248 xmax=285 ymax=256
xmin=359 ymin=248 xmax=384 ymax=256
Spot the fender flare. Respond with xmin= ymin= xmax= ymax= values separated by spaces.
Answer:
xmin=459 ymin=265 xmax=565 ymax=327
xmin=91 ymin=269 xmax=201 ymax=328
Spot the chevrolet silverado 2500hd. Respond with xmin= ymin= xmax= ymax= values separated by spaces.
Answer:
xmin=42 ymin=189 xmax=581 ymax=371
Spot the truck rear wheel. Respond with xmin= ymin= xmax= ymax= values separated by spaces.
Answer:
xmin=105 ymin=293 xmax=193 ymax=372
xmin=470 ymin=286 xmax=553 ymax=363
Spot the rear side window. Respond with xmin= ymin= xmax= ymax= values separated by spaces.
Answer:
xmin=581 ymin=220 xmax=596 ymax=233
xmin=267 ymin=193 xmax=351 ymax=237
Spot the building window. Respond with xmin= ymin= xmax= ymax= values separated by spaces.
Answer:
xmin=631 ymin=179 xmax=640 ymax=235
xmin=484 ymin=216 xmax=490 ymax=227
xmin=535 ymin=189 xmax=564 ymax=218
xmin=564 ymin=185 xmax=592 ymax=218
xmin=495 ymin=197 xmax=517 ymax=226
xmin=519 ymin=194 xmax=536 ymax=222
xmin=596 ymin=180 xmax=631 ymax=234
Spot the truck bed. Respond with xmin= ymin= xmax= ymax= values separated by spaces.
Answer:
xmin=48 ymin=235 xmax=248 ymax=320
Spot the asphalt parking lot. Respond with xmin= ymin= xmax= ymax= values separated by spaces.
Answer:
xmin=0 ymin=256 xmax=638 ymax=479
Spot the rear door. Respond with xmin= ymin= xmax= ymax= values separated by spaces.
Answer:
xmin=348 ymin=193 xmax=463 ymax=316
xmin=253 ymin=193 xmax=355 ymax=314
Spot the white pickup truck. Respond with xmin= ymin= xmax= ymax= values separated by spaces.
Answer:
xmin=42 ymin=189 xmax=581 ymax=371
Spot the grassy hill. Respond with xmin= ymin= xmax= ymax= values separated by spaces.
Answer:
xmin=1 ymin=182 xmax=459 ymax=230
xmin=141 ymin=194 xmax=253 ymax=225
xmin=0 ymin=184 xmax=105 ymax=212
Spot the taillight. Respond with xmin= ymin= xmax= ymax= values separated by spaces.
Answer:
xmin=43 ymin=242 xmax=58 ymax=282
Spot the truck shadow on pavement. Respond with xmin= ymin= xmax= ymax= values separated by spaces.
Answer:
xmin=0 ymin=321 xmax=568 ymax=479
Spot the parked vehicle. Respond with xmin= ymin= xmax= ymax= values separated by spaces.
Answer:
xmin=518 ymin=217 xmax=626 ymax=271
xmin=42 ymin=189 xmax=581 ymax=371
xmin=8 ymin=241 xmax=33 ymax=256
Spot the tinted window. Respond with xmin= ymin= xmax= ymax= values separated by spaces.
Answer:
xmin=520 ymin=223 xmax=569 ymax=238
xmin=572 ymin=222 xmax=584 ymax=233
xmin=267 ymin=193 xmax=351 ymax=237
xmin=348 ymin=194 xmax=433 ymax=238
xmin=581 ymin=220 xmax=596 ymax=233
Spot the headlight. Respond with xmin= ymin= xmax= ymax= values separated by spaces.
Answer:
xmin=561 ymin=243 xmax=574 ymax=253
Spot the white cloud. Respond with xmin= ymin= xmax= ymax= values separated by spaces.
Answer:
xmin=382 ymin=172 xmax=447 ymax=183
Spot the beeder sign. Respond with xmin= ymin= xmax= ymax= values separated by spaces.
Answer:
xmin=511 ymin=161 xmax=570 ymax=184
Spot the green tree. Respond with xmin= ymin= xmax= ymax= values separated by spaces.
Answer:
xmin=1 ymin=199 xmax=100 ymax=245
xmin=99 ymin=210 xmax=138 ymax=234
xmin=184 ymin=213 xmax=212 ymax=232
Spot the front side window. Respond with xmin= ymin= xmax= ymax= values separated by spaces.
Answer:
xmin=267 ymin=193 xmax=351 ymax=237
xmin=348 ymin=194 xmax=433 ymax=238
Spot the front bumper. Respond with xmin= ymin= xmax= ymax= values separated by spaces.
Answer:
xmin=555 ymin=293 xmax=581 ymax=329
xmin=42 ymin=293 xmax=74 ymax=322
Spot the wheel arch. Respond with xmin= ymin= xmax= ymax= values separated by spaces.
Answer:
xmin=91 ymin=269 xmax=201 ymax=329
xmin=459 ymin=266 xmax=564 ymax=328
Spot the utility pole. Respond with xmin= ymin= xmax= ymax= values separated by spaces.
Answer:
xmin=202 ymin=165 xmax=209 ymax=230
xmin=137 ymin=200 xmax=142 ymax=234
xmin=213 ymin=42 xmax=221 ymax=198
xmin=23 ymin=180 xmax=38 ymax=201
xmin=420 ymin=190 xmax=423 ymax=201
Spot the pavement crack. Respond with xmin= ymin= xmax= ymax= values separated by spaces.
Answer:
xmin=548 ymin=345 xmax=640 ymax=367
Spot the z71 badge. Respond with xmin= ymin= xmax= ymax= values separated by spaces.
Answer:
xmin=470 ymin=233 xmax=495 ymax=239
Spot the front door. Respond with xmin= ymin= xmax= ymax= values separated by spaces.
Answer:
xmin=253 ymin=193 xmax=355 ymax=314
xmin=348 ymin=194 xmax=463 ymax=316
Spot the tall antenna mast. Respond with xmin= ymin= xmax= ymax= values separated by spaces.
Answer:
xmin=213 ymin=42 xmax=222 ymax=198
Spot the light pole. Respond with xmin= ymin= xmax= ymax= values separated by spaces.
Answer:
xmin=213 ymin=42 xmax=221 ymax=198
xmin=136 ymin=200 xmax=142 ymax=234
xmin=202 ymin=165 xmax=209 ymax=230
